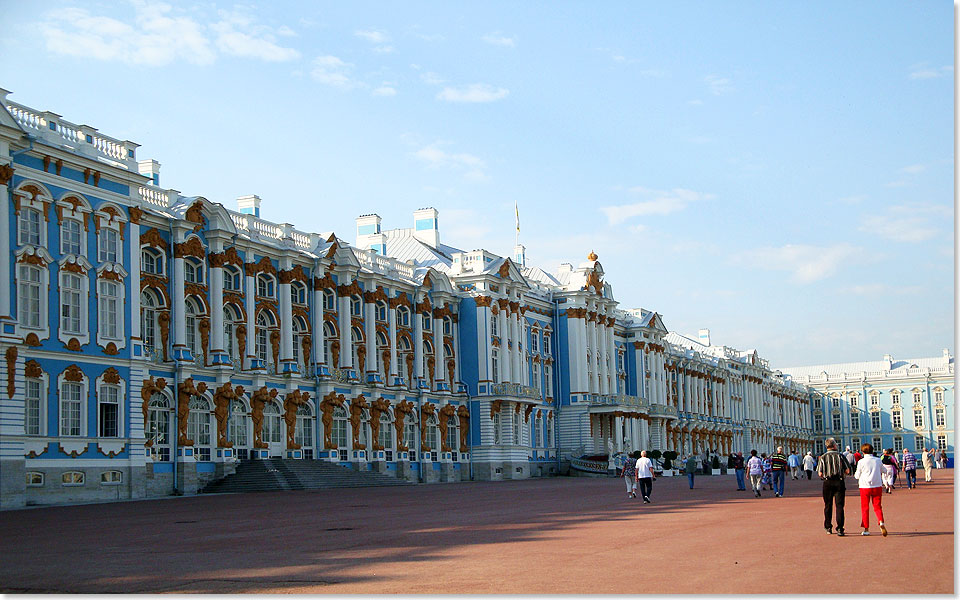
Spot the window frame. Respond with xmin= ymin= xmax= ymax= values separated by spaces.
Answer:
xmin=60 ymin=217 xmax=83 ymax=256
xmin=61 ymin=471 xmax=85 ymax=486
xmin=98 ymin=227 xmax=120 ymax=264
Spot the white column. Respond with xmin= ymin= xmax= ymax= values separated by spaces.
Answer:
xmin=498 ymin=305 xmax=510 ymax=383
xmin=172 ymin=229 xmax=187 ymax=357
xmin=433 ymin=312 xmax=445 ymax=388
xmin=510 ymin=309 xmax=521 ymax=385
xmin=338 ymin=285 xmax=352 ymax=369
xmin=279 ymin=266 xmax=294 ymax=372
xmin=244 ymin=267 xmax=256 ymax=369
xmin=597 ymin=319 xmax=608 ymax=395
xmin=413 ymin=300 xmax=424 ymax=382
xmin=364 ymin=299 xmax=377 ymax=379
xmin=451 ymin=310 xmax=460 ymax=386
xmin=209 ymin=245 xmax=224 ymax=360
xmin=388 ymin=299 xmax=398 ymax=380
xmin=614 ymin=415 xmax=623 ymax=452
xmin=0 ymin=169 xmax=10 ymax=321
xmin=476 ymin=302 xmax=491 ymax=382
xmin=129 ymin=218 xmax=141 ymax=341
xmin=312 ymin=285 xmax=324 ymax=371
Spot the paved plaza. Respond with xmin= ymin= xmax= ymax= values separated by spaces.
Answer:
xmin=0 ymin=471 xmax=953 ymax=594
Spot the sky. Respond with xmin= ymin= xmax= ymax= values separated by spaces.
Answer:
xmin=0 ymin=1 xmax=953 ymax=369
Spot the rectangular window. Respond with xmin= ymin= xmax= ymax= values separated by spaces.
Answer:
xmin=893 ymin=436 xmax=903 ymax=453
xmin=61 ymin=471 xmax=85 ymax=486
xmin=850 ymin=413 xmax=860 ymax=432
xmin=872 ymin=436 xmax=882 ymax=451
xmin=915 ymin=436 xmax=925 ymax=452
xmin=870 ymin=412 xmax=881 ymax=430
xmin=814 ymin=414 xmax=823 ymax=431
xmin=61 ymin=382 xmax=82 ymax=436
xmin=531 ymin=332 xmax=539 ymax=353
xmin=851 ymin=437 xmax=861 ymax=452
xmin=935 ymin=391 xmax=944 ymax=403
xmin=25 ymin=379 xmax=41 ymax=435
xmin=913 ymin=391 xmax=921 ymax=404
xmin=61 ymin=273 xmax=82 ymax=334
xmin=513 ymin=412 xmax=521 ymax=445
xmin=543 ymin=334 xmax=551 ymax=355
xmin=913 ymin=409 xmax=924 ymax=429
xmin=26 ymin=472 xmax=44 ymax=487
xmin=99 ymin=385 xmax=119 ymax=437
xmin=61 ymin=219 xmax=82 ymax=255
xmin=19 ymin=209 xmax=41 ymax=246
xmin=869 ymin=394 xmax=879 ymax=407
xmin=491 ymin=349 xmax=499 ymax=384
xmin=832 ymin=413 xmax=841 ymax=431
xmin=892 ymin=410 xmax=902 ymax=429
xmin=98 ymin=228 xmax=119 ymax=263
xmin=937 ymin=435 xmax=946 ymax=450
xmin=491 ymin=313 xmax=498 ymax=337
xmin=98 ymin=280 xmax=119 ymax=339
xmin=891 ymin=392 xmax=900 ymax=405
xmin=18 ymin=265 xmax=41 ymax=329
xmin=850 ymin=394 xmax=859 ymax=408
xmin=546 ymin=415 xmax=553 ymax=447
xmin=493 ymin=413 xmax=501 ymax=445
xmin=935 ymin=407 xmax=945 ymax=428
xmin=100 ymin=471 xmax=122 ymax=484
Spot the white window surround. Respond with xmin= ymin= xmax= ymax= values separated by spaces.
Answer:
xmin=60 ymin=218 xmax=84 ymax=256
xmin=93 ymin=203 xmax=128 ymax=266
xmin=15 ymin=247 xmax=54 ymax=341
xmin=57 ymin=256 xmax=93 ymax=347
xmin=95 ymin=264 xmax=128 ymax=349
xmin=223 ymin=265 xmax=242 ymax=291
xmin=184 ymin=258 xmax=204 ymax=284
xmin=100 ymin=471 xmax=123 ymax=485
xmin=257 ymin=274 xmax=277 ymax=299
xmin=291 ymin=281 xmax=307 ymax=305
xmin=98 ymin=227 xmax=121 ymax=264
xmin=58 ymin=370 xmax=89 ymax=438
xmin=94 ymin=372 xmax=126 ymax=438
xmin=24 ymin=373 xmax=48 ymax=436
xmin=17 ymin=264 xmax=44 ymax=331
xmin=26 ymin=472 xmax=44 ymax=487
xmin=56 ymin=195 xmax=92 ymax=255
xmin=62 ymin=471 xmax=85 ymax=486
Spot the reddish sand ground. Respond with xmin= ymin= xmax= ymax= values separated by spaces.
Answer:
xmin=0 ymin=470 xmax=953 ymax=594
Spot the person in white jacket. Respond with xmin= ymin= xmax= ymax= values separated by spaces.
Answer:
xmin=853 ymin=443 xmax=887 ymax=536
xmin=802 ymin=451 xmax=817 ymax=480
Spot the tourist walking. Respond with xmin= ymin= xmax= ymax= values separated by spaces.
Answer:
xmin=922 ymin=448 xmax=935 ymax=482
xmin=684 ymin=454 xmax=698 ymax=489
xmin=817 ymin=437 xmax=851 ymax=536
xmin=934 ymin=448 xmax=944 ymax=469
xmin=635 ymin=450 xmax=656 ymax=503
xmin=760 ymin=453 xmax=773 ymax=491
xmin=747 ymin=450 xmax=764 ymax=497
xmin=732 ymin=451 xmax=746 ymax=491
xmin=770 ymin=447 xmax=788 ymax=497
xmin=854 ymin=443 xmax=887 ymax=536
xmin=880 ymin=448 xmax=898 ymax=493
xmin=901 ymin=448 xmax=918 ymax=489
xmin=843 ymin=446 xmax=856 ymax=467
xmin=803 ymin=451 xmax=816 ymax=480
xmin=788 ymin=450 xmax=801 ymax=480
xmin=621 ymin=453 xmax=638 ymax=498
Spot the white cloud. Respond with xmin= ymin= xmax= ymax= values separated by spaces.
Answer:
xmin=414 ymin=142 xmax=488 ymax=181
xmin=421 ymin=71 xmax=445 ymax=86
xmin=900 ymin=164 xmax=927 ymax=174
xmin=837 ymin=194 xmax=867 ymax=205
xmin=372 ymin=45 xmax=394 ymax=54
xmin=704 ymin=74 xmax=734 ymax=95
xmin=354 ymin=29 xmax=388 ymax=44
xmin=860 ymin=203 xmax=950 ymax=243
xmin=39 ymin=2 xmax=298 ymax=66
xmin=600 ymin=187 xmax=715 ymax=225
xmin=687 ymin=99 xmax=704 ymax=106
xmin=909 ymin=64 xmax=952 ymax=79
xmin=733 ymin=243 xmax=863 ymax=284
xmin=436 ymin=83 xmax=509 ymax=103
xmin=311 ymin=55 xmax=360 ymax=89
xmin=372 ymin=83 xmax=397 ymax=97
xmin=482 ymin=32 xmax=516 ymax=47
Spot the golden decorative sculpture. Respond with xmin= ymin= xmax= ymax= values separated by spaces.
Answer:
xmin=269 ymin=330 xmax=281 ymax=372
xmin=349 ymin=395 xmax=369 ymax=450
xmin=213 ymin=382 xmax=237 ymax=448
xmin=524 ymin=404 xmax=534 ymax=423
xmin=5 ymin=347 xmax=16 ymax=399
xmin=393 ymin=400 xmax=415 ymax=451
xmin=0 ymin=164 xmax=14 ymax=186
xmin=490 ymin=399 xmax=503 ymax=419
xmin=177 ymin=377 xmax=207 ymax=446
xmin=447 ymin=358 xmax=456 ymax=385
xmin=24 ymin=333 xmax=41 ymax=347
xmin=357 ymin=344 xmax=366 ymax=375
xmin=404 ymin=353 xmax=414 ymax=387
xmin=102 ymin=367 xmax=120 ymax=384
xmin=173 ymin=236 xmax=206 ymax=259
xmin=330 ymin=340 xmax=341 ymax=368
xmin=420 ymin=401 xmax=437 ymax=451
xmin=301 ymin=334 xmax=311 ymax=367
xmin=158 ymin=311 xmax=171 ymax=361
xmin=184 ymin=200 xmax=206 ymax=232
xmin=381 ymin=349 xmax=391 ymax=378
xmin=369 ymin=398 xmax=391 ymax=451
xmin=24 ymin=359 xmax=42 ymax=379
xmin=320 ymin=391 xmax=346 ymax=450
xmin=250 ymin=386 xmax=278 ymax=449
xmin=438 ymin=404 xmax=457 ymax=452
xmin=235 ymin=324 xmax=246 ymax=364
xmin=426 ymin=356 xmax=436 ymax=389
xmin=284 ymin=390 xmax=310 ymax=450
xmin=198 ymin=318 xmax=210 ymax=364
xmin=457 ymin=405 xmax=470 ymax=453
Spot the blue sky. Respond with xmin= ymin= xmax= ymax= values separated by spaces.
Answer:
xmin=0 ymin=1 xmax=953 ymax=368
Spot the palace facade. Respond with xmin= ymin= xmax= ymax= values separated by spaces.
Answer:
xmin=0 ymin=89 xmax=819 ymax=508
xmin=780 ymin=353 xmax=954 ymax=460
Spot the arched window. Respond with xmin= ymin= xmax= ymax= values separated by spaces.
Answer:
xmin=61 ymin=218 xmax=82 ymax=255
xmin=223 ymin=266 xmax=242 ymax=292
xmin=404 ymin=413 xmax=418 ymax=461
xmin=257 ymin=274 xmax=276 ymax=298
xmin=513 ymin=410 xmax=521 ymax=445
xmin=295 ymin=403 xmax=314 ymax=457
xmin=443 ymin=316 xmax=453 ymax=335
xmin=184 ymin=258 xmax=204 ymax=284
xmin=101 ymin=471 xmax=123 ymax=485
xmin=376 ymin=300 xmax=388 ymax=322
xmin=147 ymin=394 xmax=172 ymax=461
xmin=332 ymin=406 xmax=348 ymax=450
xmin=397 ymin=306 xmax=410 ymax=327
xmin=493 ymin=412 xmax=501 ymax=444
xmin=141 ymin=248 xmax=164 ymax=275
xmin=323 ymin=321 xmax=337 ymax=364
xmin=141 ymin=289 xmax=163 ymax=354
xmin=422 ymin=312 xmax=432 ymax=331
xmin=188 ymin=396 xmax=212 ymax=460
xmin=491 ymin=312 xmax=499 ymax=337
xmin=18 ymin=207 xmax=42 ymax=246
xmin=292 ymin=316 xmax=307 ymax=368
xmin=425 ymin=415 xmax=440 ymax=458
xmin=323 ymin=289 xmax=336 ymax=311
xmin=423 ymin=339 xmax=433 ymax=356
xmin=229 ymin=399 xmax=249 ymax=459
xmin=256 ymin=311 xmax=277 ymax=365
xmin=17 ymin=264 xmax=42 ymax=329
xmin=98 ymin=383 xmax=121 ymax=437
xmin=535 ymin=412 xmax=543 ymax=447
xmin=263 ymin=401 xmax=282 ymax=445
xmin=443 ymin=343 xmax=453 ymax=359
xmin=491 ymin=348 xmax=500 ymax=383
xmin=379 ymin=411 xmax=393 ymax=458
xmin=185 ymin=297 xmax=203 ymax=357
xmin=447 ymin=416 xmax=458 ymax=453
xmin=291 ymin=281 xmax=307 ymax=305
xmin=223 ymin=304 xmax=241 ymax=362
xmin=351 ymin=295 xmax=362 ymax=317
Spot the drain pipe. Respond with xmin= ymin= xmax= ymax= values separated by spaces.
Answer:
xmin=552 ymin=297 xmax=563 ymax=473
xmin=312 ymin=254 xmax=322 ymax=454
xmin=169 ymin=219 xmax=181 ymax=495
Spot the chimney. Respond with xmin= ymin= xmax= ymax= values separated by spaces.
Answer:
xmin=138 ymin=159 xmax=161 ymax=186
xmin=237 ymin=195 xmax=261 ymax=218
xmin=514 ymin=244 xmax=526 ymax=268
xmin=698 ymin=328 xmax=711 ymax=346
xmin=356 ymin=214 xmax=385 ymax=254
xmin=413 ymin=207 xmax=439 ymax=248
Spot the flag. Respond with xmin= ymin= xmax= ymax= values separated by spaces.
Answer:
xmin=515 ymin=201 xmax=520 ymax=233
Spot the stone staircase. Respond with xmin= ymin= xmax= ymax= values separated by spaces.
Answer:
xmin=201 ymin=458 xmax=413 ymax=494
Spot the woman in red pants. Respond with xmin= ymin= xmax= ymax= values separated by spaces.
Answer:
xmin=853 ymin=443 xmax=887 ymax=536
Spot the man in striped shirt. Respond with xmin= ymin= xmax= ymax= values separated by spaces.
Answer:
xmin=901 ymin=449 xmax=918 ymax=489
xmin=817 ymin=437 xmax=851 ymax=536
xmin=770 ymin=447 xmax=789 ymax=497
